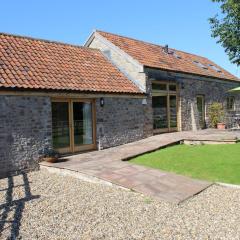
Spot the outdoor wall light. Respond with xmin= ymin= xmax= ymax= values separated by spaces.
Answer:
xmin=142 ymin=98 xmax=147 ymax=105
xmin=100 ymin=97 xmax=104 ymax=107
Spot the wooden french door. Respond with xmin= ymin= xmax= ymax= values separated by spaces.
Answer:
xmin=152 ymin=94 xmax=178 ymax=133
xmin=153 ymin=95 xmax=168 ymax=132
xmin=152 ymin=82 xmax=179 ymax=134
xmin=51 ymin=99 xmax=96 ymax=154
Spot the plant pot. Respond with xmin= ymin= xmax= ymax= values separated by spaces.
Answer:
xmin=43 ymin=157 xmax=58 ymax=163
xmin=217 ymin=123 xmax=226 ymax=130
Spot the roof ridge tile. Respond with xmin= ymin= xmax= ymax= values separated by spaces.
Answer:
xmin=96 ymin=30 xmax=206 ymax=59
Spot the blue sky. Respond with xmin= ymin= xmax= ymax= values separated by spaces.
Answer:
xmin=1 ymin=0 xmax=239 ymax=77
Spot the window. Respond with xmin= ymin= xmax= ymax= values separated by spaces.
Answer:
xmin=169 ymin=84 xmax=177 ymax=91
xmin=152 ymin=82 xmax=177 ymax=92
xmin=208 ymin=64 xmax=223 ymax=73
xmin=227 ymin=97 xmax=235 ymax=110
xmin=196 ymin=95 xmax=205 ymax=129
xmin=162 ymin=48 xmax=182 ymax=59
xmin=152 ymin=83 xmax=167 ymax=91
xmin=193 ymin=61 xmax=208 ymax=70
xmin=173 ymin=52 xmax=182 ymax=59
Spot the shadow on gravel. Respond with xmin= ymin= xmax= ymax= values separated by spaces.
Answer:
xmin=0 ymin=173 xmax=40 ymax=239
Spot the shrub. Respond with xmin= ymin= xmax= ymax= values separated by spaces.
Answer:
xmin=208 ymin=102 xmax=225 ymax=128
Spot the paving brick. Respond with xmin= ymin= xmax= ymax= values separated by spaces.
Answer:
xmin=39 ymin=129 xmax=240 ymax=203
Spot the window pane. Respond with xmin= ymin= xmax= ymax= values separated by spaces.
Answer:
xmin=52 ymin=102 xmax=70 ymax=149
xmin=196 ymin=96 xmax=205 ymax=129
xmin=152 ymin=83 xmax=167 ymax=91
xmin=170 ymin=95 xmax=177 ymax=128
xmin=152 ymin=96 xmax=168 ymax=129
xmin=73 ymin=102 xmax=93 ymax=145
xmin=227 ymin=97 xmax=235 ymax=110
xmin=169 ymin=84 xmax=177 ymax=91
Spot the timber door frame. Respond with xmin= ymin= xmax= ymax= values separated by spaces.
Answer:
xmin=51 ymin=98 xmax=96 ymax=154
xmin=152 ymin=81 xmax=179 ymax=134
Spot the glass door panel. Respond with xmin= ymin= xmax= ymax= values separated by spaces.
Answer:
xmin=73 ymin=102 xmax=93 ymax=147
xmin=153 ymin=96 xmax=168 ymax=131
xmin=52 ymin=99 xmax=95 ymax=154
xmin=52 ymin=102 xmax=70 ymax=152
xmin=170 ymin=95 xmax=177 ymax=128
xmin=152 ymin=82 xmax=178 ymax=133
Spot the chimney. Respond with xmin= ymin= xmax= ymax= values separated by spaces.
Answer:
xmin=163 ymin=44 xmax=169 ymax=54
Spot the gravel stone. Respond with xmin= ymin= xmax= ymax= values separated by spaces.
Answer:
xmin=0 ymin=169 xmax=240 ymax=240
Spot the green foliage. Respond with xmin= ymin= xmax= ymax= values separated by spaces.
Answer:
xmin=208 ymin=102 xmax=225 ymax=127
xmin=131 ymin=144 xmax=240 ymax=184
xmin=209 ymin=0 xmax=240 ymax=65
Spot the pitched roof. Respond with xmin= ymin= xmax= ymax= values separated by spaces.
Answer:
xmin=96 ymin=30 xmax=239 ymax=82
xmin=0 ymin=33 xmax=142 ymax=94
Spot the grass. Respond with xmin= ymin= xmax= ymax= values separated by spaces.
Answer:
xmin=131 ymin=143 xmax=240 ymax=184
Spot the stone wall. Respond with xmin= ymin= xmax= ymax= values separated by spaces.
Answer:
xmin=0 ymin=95 xmax=52 ymax=178
xmin=88 ymin=34 xmax=154 ymax=143
xmin=95 ymin=97 xmax=152 ymax=149
xmin=180 ymin=77 xmax=240 ymax=130
xmin=144 ymin=67 xmax=240 ymax=131
xmin=1 ymin=74 xmax=238 ymax=178
xmin=0 ymin=94 xmax=153 ymax=178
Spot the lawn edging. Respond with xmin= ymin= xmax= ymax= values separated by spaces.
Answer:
xmin=217 ymin=182 xmax=240 ymax=189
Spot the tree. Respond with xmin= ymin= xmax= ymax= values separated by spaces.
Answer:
xmin=209 ymin=0 xmax=240 ymax=66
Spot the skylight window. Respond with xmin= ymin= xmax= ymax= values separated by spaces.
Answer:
xmin=208 ymin=64 xmax=222 ymax=73
xmin=193 ymin=61 xmax=208 ymax=70
xmin=165 ymin=49 xmax=182 ymax=59
xmin=173 ymin=52 xmax=182 ymax=59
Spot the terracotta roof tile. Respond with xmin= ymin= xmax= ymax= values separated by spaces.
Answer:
xmin=97 ymin=30 xmax=239 ymax=82
xmin=0 ymin=33 xmax=142 ymax=94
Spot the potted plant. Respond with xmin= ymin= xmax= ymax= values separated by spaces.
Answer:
xmin=41 ymin=149 xmax=60 ymax=163
xmin=208 ymin=102 xmax=225 ymax=129
xmin=217 ymin=122 xmax=226 ymax=130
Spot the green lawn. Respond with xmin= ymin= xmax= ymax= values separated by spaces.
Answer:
xmin=131 ymin=144 xmax=240 ymax=184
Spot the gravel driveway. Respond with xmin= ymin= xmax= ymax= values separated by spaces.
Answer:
xmin=0 ymin=169 xmax=239 ymax=240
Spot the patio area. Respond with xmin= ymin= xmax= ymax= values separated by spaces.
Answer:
xmin=40 ymin=129 xmax=240 ymax=203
